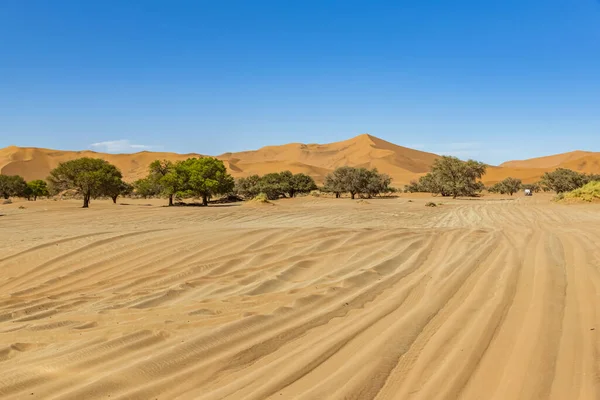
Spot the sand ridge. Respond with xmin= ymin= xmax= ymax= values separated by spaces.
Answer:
xmin=1 ymin=195 xmax=600 ymax=399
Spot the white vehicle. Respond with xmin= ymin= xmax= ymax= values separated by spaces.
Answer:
xmin=524 ymin=189 xmax=532 ymax=196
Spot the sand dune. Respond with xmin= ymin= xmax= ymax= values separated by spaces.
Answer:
xmin=1 ymin=195 xmax=600 ymax=399
xmin=0 ymin=134 xmax=438 ymax=185
xmin=2 ymin=135 xmax=600 ymax=186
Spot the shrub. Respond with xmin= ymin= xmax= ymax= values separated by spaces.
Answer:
xmin=561 ymin=181 xmax=600 ymax=202
xmin=0 ymin=175 xmax=28 ymax=199
xmin=489 ymin=177 xmax=522 ymax=195
xmin=541 ymin=168 xmax=588 ymax=194
xmin=425 ymin=202 xmax=437 ymax=207
xmin=323 ymin=167 xmax=392 ymax=199
xmin=235 ymin=171 xmax=317 ymax=200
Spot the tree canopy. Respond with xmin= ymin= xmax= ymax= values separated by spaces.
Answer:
xmin=48 ymin=158 xmax=124 ymax=207
xmin=488 ymin=177 xmax=522 ymax=196
xmin=323 ymin=167 xmax=393 ymax=199
xmin=176 ymin=157 xmax=235 ymax=205
xmin=540 ymin=168 xmax=593 ymax=194
xmin=26 ymin=179 xmax=50 ymax=201
xmin=235 ymin=171 xmax=317 ymax=200
xmin=405 ymin=156 xmax=486 ymax=198
xmin=0 ymin=175 xmax=28 ymax=199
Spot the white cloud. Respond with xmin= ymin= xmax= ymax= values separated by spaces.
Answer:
xmin=89 ymin=140 xmax=155 ymax=153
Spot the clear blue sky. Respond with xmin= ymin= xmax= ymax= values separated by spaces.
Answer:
xmin=1 ymin=0 xmax=599 ymax=165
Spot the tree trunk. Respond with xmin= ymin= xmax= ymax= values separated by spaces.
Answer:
xmin=335 ymin=193 xmax=340 ymax=199
xmin=83 ymin=194 xmax=90 ymax=208
xmin=351 ymin=192 xmax=356 ymax=200
xmin=168 ymin=195 xmax=173 ymax=206
xmin=202 ymin=194 xmax=208 ymax=206
xmin=112 ymin=195 xmax=118 ymax=204
xmin=34 ymin=196 xmax=37 ymax=201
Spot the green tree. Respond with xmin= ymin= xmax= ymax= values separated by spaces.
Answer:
xmin=105 ymin=180 xmax=133 ymax=203
xmin=133 ymin=178 xmax=162 ymax=198
xmin=48 ymin=158 xmax=123 ymax=208
xmin=176 ymin=157 xmax=235 ymax=206
xmin=258 ymin=172 xmax=289 ymax=200
xmin=427 ymin=156 xmax=487 ymax=198
xmin=0 ymin=175 xmax=28 ymax=199
xmin=290 ymin=173 xmax=317 ymax=197
xmin=147 ymin=160 xmax=181 ymax=206
xmin=540 ymin=168 xmax=588 ymax=194
xmin=489 ymin=177 xmax=522 ymax=195
xmin=235 ymin=175 xmax=262 ymax=199
xmin=26 ymin=179 xmax=49 ymax=201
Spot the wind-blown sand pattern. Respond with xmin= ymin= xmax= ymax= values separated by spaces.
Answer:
xmin=1 ymin=195 xmax=600 ymax=399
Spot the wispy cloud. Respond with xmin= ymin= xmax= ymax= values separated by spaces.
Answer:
xmin=90 ymin=140 xmax=156 ymax=153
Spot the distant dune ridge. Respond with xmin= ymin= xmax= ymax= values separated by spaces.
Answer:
xmin=1 ymin=134 xmax=599 ymax=185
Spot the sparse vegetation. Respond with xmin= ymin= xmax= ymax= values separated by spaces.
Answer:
xmin=235 ymin=171 xmax=317 ymax=200
xmin=25 ymin=179 xmax=50 ymax=201
xmin=488 ymin=177 xmax=522 ymax=195
xmin=540 ymin=168 xmax=595 ymax=194
xmin=0 ymin=174 xmax=28 ymax=199
xmin=425 ymin=202 xmax=437 ymax=207
xmin=404 ymin=156 xmax=486 ymax=198
xmin=48 ymin=158 xmax=125 ymax=208
xmin=322 ymin=167 xmax=392 ymax=199
xmin=559 ymin=181 xmax=600 ymax=203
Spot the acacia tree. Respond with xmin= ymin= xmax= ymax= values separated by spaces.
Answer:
xmin=147 ymin=160 xmax=181 ymax=206
xmin=176 ymin=157 xmax=235 ymax=206
xmin=105 ymin=180 xmax=133 ymax=203
xmin=290 ymin=173 xmax=317 ymax=197
xmin=0 ymin=175 xmax=28 ymax=199
xmin=489 ymin=177 xmax=522 ymax=195
xmin=424 ymin=156 xmax=487 ymax=198
xmin=48 ymin=158 xmax=124 ymax=208
xmin=541 ymin=168 xmax=588 ymax=194
xmin=323 ymin=167 xmax=393 ymax=199
xmin=235 ymin=175 xmax=262 ymax=199
xmin=26 ymin=179 xmax=49 ymax=201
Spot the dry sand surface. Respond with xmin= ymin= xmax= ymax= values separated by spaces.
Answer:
xmin=1 ymin=195 xmax=600 ymax=399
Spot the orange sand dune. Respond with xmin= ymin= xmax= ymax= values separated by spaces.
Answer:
xmin=2 ymin=135 xmax=600 ymax=186
xmin=0 ymin=134 xmax=439 ymax=185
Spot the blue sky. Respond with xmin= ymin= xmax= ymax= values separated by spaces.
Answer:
xmin=1 ymin=0 xmax=599 ymax=165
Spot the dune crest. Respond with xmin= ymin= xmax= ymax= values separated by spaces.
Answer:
xmin=1 ymin=135 xmax=600 ymax=185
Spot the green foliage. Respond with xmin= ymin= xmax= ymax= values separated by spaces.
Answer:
xmin=488 ymin=177 xmax=522 ymax=195
xmin=406 ymin=156 xmax=486 ymax=198
xmin=47 ymin=158 xmax=123 ymax=208
xmin=323 ymin=167 xmax=392 ymax=199
xmin=540 ymin=168 xmax=589 ymax=194
xmin=147 ymin=160 xmax=180 ymax=206
xmin=0 ymin=175 xmax=28 ymax=199
xmin=175 ymin=157 xmax=235 ymax=206
xmin=133 ymin=178 xmax=162 ymax=198
xmin=235 ymin=175 xmax=262 ymax=198
xmin=26 ymin=179 xmax=49 ymax=200
xmin=561 ymin=181 xmax=600 ymax=202
xmin=522 ymin=182 xmax=541 ymax=193
xmin=235 ymin=171 xmax=317 ymax=200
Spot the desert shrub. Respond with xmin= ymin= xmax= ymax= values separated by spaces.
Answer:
xmin=488 ymin=177 xmax=522 ymax=195
xmin=235 ymin=171 xmax=317 ymax=200
xmin=0 ymin=174 xmax=28 ymax=199
xmin=408 ymin=156 xmax=486 ymax=198
xmin=323 ymin=167 xmax=392 ymax=199
xmin=26 ymin=179 xmax=49 ymax=201
xmin=541 ymin=168 xmax=588 ymax=194
xmin=561 ymin=181 xmax=600 ymax=202
xmin=425 ymin=202 xmax=437 ymax=207
xmin=48 ymin=158 xmax=124 ymax=208
xmin=522 ymin=183 xmax=541 ymax=193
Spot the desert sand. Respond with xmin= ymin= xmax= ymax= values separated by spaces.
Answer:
xmin=1 ymin=194 xmax=600 ymax=399
xmin=3 ymin=134 xmax=598 ymax=186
